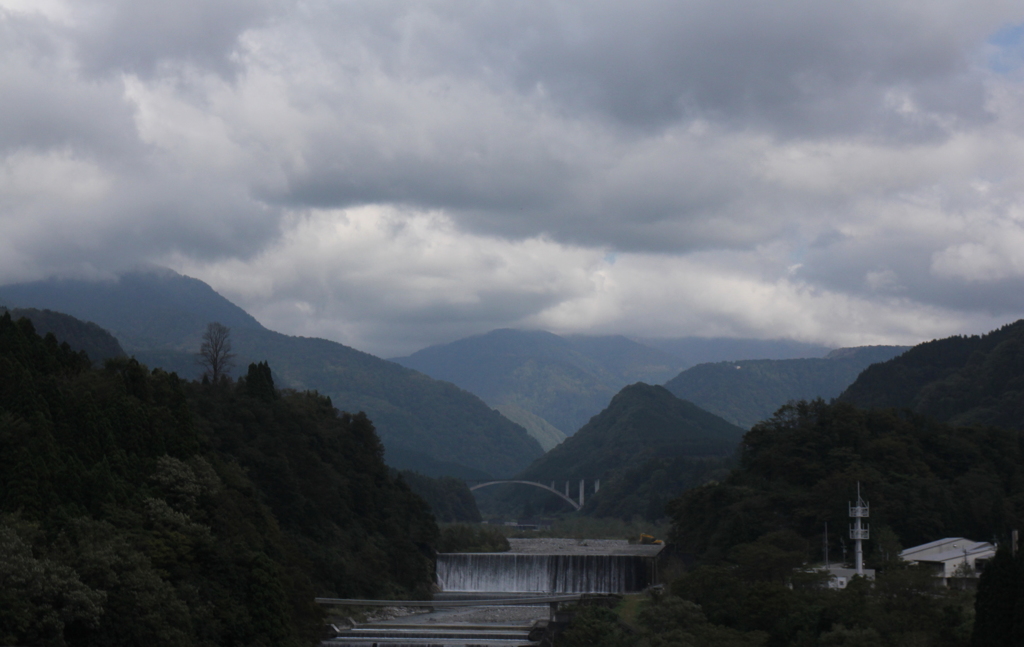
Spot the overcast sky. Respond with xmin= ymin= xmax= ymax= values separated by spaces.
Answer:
xmin=3 ymin=0 xmax=1024 ymax=356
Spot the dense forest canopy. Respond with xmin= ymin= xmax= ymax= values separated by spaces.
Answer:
xmin=668 ymin=399 xmax=1024 ymax=563
xmin=0 ymin=312 xmax=439 ymax=647
xmin=840 ymin=319 xmax=1024 ymax=430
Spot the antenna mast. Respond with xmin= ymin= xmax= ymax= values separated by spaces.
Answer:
xmin=849 ymin=482 xmax=870 ymax=576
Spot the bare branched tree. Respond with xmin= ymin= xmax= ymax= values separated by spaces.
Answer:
xmin=197 ymin=322 xmax=235 ymax=382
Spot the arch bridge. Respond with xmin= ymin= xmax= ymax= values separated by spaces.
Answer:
xmin=466 ymin=479 xmax=599 ymax=511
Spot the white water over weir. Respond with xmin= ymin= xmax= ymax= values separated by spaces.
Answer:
xmin=436 ymin=538 xmax=663 ymax=594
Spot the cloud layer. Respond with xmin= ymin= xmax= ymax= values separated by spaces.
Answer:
xmin=2 ymin=0 xmax=1024 ymax=355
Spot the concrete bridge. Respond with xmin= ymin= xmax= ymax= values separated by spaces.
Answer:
xmin=466 ymin=479 xmax=600 ymax=511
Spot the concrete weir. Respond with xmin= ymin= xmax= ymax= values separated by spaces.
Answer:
xmin=436 ymin=538 xmax=664 ymax=594
xmin=321 ymin=539 xmax=661 ymax=646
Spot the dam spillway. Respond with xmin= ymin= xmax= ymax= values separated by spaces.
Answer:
xmin=436 ymin=538 xmax=663 ymax=594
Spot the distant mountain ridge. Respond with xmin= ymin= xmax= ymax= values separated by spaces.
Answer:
xmin=839 ymin=320 xmax=1024 ymax=429
xmin=664 ymin=345 xmax=909 ymax=429
xmin=392 ymin=329 xmax=688 ymax=439
xmin=635 ymin=336 xmax=835 ymax=367
xmin=0 ymin=270 xmax=543 ymax=477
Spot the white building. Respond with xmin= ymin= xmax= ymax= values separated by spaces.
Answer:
xmin=899 ymin=537 xmax=996 ymax=583
xmin=823 ymin=565 xmax=875 ymax=589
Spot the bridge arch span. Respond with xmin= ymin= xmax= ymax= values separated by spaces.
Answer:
xmin=468 ymin=480 xmax=581 ymax=511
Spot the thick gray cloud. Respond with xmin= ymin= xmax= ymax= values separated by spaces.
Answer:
xmin=2 ymin=0 xmax=1024 ymax=355
xmin=73 ymin=0 xmax=279 ymax=78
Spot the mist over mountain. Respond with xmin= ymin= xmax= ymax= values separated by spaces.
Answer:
xmin=0 ymin=270 xmax=542 ymax=478
xmin=664 ymin=345 xmax=909 ymax=429
xmin=840 ymin=320 xmax=1024 ymax=430
xmin=392 ymin=329 xmax=688 ymax=439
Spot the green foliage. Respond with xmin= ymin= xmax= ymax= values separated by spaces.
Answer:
xmin=0 ymin=311 xmax=440 ymax=646
xmin=664 ymin=346 xmax=908 ymax=430
xmin=666 ymin=564 xmax=972 ymax=646
xmin=243 ymin=361 xmax=277 ymax=402
xmin=557 ymin=605 xmax=634 ymax=647
xmin=1 ymin=307 xmax=125 ymax=365
xmin=668 ymin=399 xmax=1024 ymax=560
xmin=971 ymin=545 xmax=1024 ymax=646
xmin=398 ymin=471 xmax=482 ymax=522
xmin=841 ymin=319 xmax=1024 ymax=431
xmin=0 ymin=517 xmax=105 ymax=647
xmin=559 ymin=596 xmax=766 ymax=647
xmin=436 ymin=524 xmax=510 ymax=553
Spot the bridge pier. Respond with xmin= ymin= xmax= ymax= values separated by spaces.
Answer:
xmin=579 ymin=479 xmax=585 ymax=508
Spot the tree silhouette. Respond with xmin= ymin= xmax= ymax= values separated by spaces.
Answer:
xmin=198 ymin=322 xmax=235 ymax=382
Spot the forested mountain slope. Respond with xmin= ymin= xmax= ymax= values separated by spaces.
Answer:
xmin=0 ymin=313 xmax=438 ymax=646
xmin=664 ymin=345 xmax=908 ymax=429
xmin=0 ymin=271 xmax=542 ymax=477
xmin=0 ymin=306 xmax=125 ymax=362
xmin=839 ymin=320 xmax=1024 ymax=430
xmin=668 ymin=399 xmax=1024 ymax=562
xmin=393 ymin=329 xmax=687 ymax=439
xmin=510 ymin=383 xmax=745 ymax=520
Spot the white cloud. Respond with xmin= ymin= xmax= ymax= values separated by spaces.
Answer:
xmin=4 ymin=0 xmax=1024 ymax=355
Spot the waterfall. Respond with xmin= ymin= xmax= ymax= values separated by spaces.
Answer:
xmin=436 ymin=553 xmax=649 ymax=593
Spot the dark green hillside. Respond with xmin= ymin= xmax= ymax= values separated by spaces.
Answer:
xmin=840 ymin=320 xmax=1024 ymax=430
xmin=393 ymin=329 xmax=686 ymax=440
xmin=0 ymin=271 xmax=543 ymax=477
xmin=1 ymin=306 xmax=125 ymax=362
xmin=520 ymin=383 xmax=744 ymax=481
xmin=664 ymin=345 xmax=907 ymax=429
xmin=495 ymin=384 xmax=743 ymax=520
xmin=398 ymin=471 xmax=482 ymax=523
xmin=229 ymin=330 xmax=543 ymax=477
xmin=0 ymin=313 xmax=438 ymax=646
xmin=668 ymin=399 xmax=1024 ymax=562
